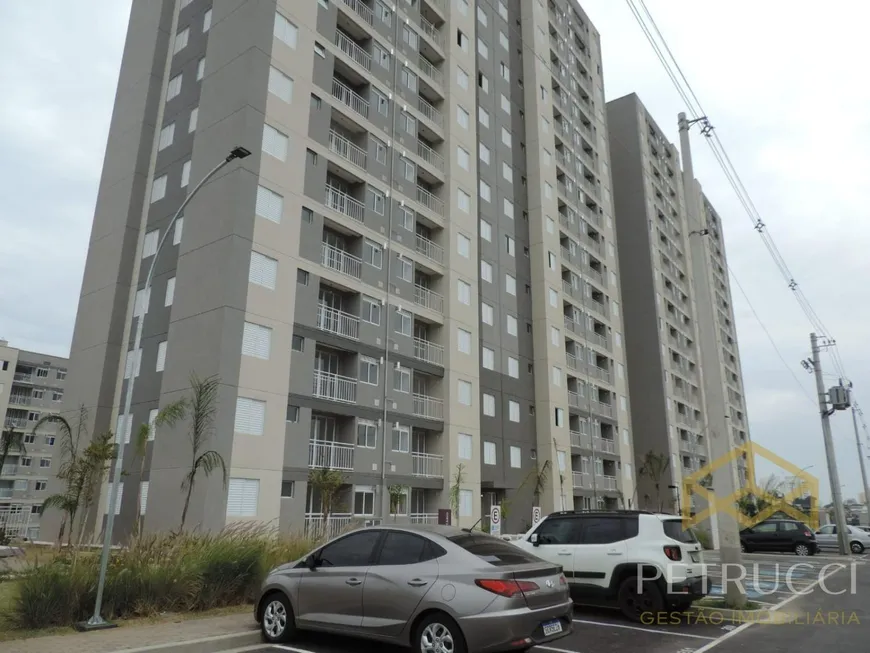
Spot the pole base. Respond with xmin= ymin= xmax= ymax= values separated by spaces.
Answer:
xmin=74 ymin=619 xmax=118 ymax=632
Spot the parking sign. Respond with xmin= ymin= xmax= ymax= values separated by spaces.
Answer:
xmin=532 ymin=506 xmax=542 ymax=525
xmin=490 ymin=505 xmax=501 ymax=536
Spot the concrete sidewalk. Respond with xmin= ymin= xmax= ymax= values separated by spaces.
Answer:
xmin=2 ymin=610 xmax=259 ymax=653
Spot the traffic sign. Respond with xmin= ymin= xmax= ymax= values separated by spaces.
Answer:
xmin=532 ymin=506 xmax=542 ymax=525
xmin=490 ymin=505 xmax=501 ymax=536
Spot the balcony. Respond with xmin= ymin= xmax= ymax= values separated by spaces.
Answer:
xmin=1 ymin=465 xmax=19 ymax=476
xmin=414 ymin=337 xmax=444 ymax=367
xmin=675 ymin=413 xmax=699 ymax=429
xmin=412 ymin=452 xmax=444 ymax=478
xmin=593 ymin=436 xmax=616 ymax=454
xmin=316 ymin=303 xmax=360 ymax=340
xmin=334 ymin=30 xmax=371 ymax=71
xmin=567 ymin=391 xmax=582 ymax=409
xmin=332 ymin=78 xmax=369 ymax=119
xmin=325 ymin=185 xmax=365 ymax=223
xmin=416 ymin=140 xmax=444 ymax=173
xmin=417 ymin=96 xmax=443 ymax=129
xmin=587 ymin=364 xmax=611 ymax=384
xmin=321 ymin=243 xmax=362 ymax=280
xmin=418 ymin=16 xmax=444 ymax=50
xmin=7 ymin=395 xmax=29 ymax=405
xmin=328 ymin=130 xmax=367 ymax=170
xmin=570 ymin=430 xmax=591 ymax=449
xmin=308 ymin=439 xmax=354 ymax=470
xmin=305 ymin=512 xmax=354 ymax=539
xmin=416 ymin=55 xmax=443 ymax=88
xmin=413 ymin=393 xmax=444 ymax=420
xmin=572 ymin=471 xmax=592 ymax=489
xmin=340 ymin=0 xmax=373 ymax=25
xmin=13 ymin=374 xmax=33 ymax=384
xmin=5 ymin=417 xmax=27 ymax=429
xmin=312 ymin=370 xmax=358 ymax=404
xmin=599 ymin=475 xmax=618 ymax=491
xmin=415 ymin=186 xmax=444 ymax=217
xmin=587 ymin=296 xmax=609 ymax=318
xmin=410 ymin=512 xmax=438 ymax=524
xmin=414 ymin=284 xmax=444 ymax=314
xmin=415 ymin=233 xmax=444 ymax=265
xmin=590 ymin=400 xmax=614 ymax=418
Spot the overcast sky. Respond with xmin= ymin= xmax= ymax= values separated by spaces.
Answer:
xmin=1 ymin=1 xmax=867 ymax=504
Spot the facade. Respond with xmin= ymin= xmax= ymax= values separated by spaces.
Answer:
xmin=0 ymin=340 xmax=68 ymax=540
xmin=55 ymin=0 xmax=635 ymax=543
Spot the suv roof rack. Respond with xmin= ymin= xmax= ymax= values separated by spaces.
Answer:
xmin=548 ymin=509 xmax=654 ymax=516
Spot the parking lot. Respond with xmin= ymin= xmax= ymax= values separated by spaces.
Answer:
xmin=222 ymin=551 xmax=865 ymax=653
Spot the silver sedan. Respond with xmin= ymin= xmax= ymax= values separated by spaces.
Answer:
xmin=254 ymin=524 xmax=574 ymax=653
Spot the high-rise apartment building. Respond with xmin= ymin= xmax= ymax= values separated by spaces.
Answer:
xmin=606 ymin=93 xmax=750 ymax=511
xmin=0 ymin=340 xmax=68 ymax=540
xmin=54 ymin=0 xmax=635 ymax=542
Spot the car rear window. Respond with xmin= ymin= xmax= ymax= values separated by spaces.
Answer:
xmin=662 ymin=519 xmax=698 ymax=543
xmin=448 ymin=533 xmax=541 ymax=566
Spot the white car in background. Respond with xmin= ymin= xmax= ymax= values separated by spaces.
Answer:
xmin=815 ymin=524 xmax=870 ymax=554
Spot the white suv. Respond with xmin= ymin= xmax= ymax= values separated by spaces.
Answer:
xmin=512 ymin=510 xmax=707 ymax=621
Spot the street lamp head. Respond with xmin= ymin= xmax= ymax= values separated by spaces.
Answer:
xmin=228 ymin=146 xmax=252 ymax=161
xmin=689 ymin=228 xmax=710 ymax=237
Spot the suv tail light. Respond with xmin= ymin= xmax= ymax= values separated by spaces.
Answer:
xmin=663 ymin=545 xmax=682 ymax=561
xmin=559 ymin=574 xmax=567 ymax=586
xmin=804 ymin=528 xmax=814 ymax=538
xmin=475 ymin=579 xmax=540 ymax=597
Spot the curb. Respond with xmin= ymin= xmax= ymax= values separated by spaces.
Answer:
xmin=692 ymin=604 xmax=792 ymax=625
xmin=112 ymin=629 xmax=260 ymax=653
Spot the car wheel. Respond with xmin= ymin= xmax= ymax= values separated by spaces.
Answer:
xmin=617 ymin=576 xmax=665 ymax=623
xmin=850 ymin=541 xmax=865 ymax=554
xmin=260 ymin=592 xmax=296 ymax=644
xmin=414 ymin=612 xmax=467 ymax=653
xmin=794 ymin=543 xmax=810 ymax=557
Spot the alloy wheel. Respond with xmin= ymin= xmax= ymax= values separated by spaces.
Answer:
xmin=421 ymin=621 xmax=455 ymax=653
xmin=263 ymin=600 xmax=287 ymax=639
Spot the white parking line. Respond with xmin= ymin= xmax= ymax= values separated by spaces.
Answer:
xmin=271 ymin=646 xmax=321 ymax=653
xmin=572 ymin=618 xmax=716 ymax=641
xmin=536 ymin=645 xmax=584 ymax=653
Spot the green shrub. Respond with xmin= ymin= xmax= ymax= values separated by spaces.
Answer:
xmin=9 ymin=524 xmax=319 ymax=630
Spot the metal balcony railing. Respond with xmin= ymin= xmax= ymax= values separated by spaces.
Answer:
xmin=316 ymin=303 xmax=360 ymax=340
xmin=331 ymin=78 xmax=369 ymax=119
xmin=572 ymin=472 xmax=592 ymax=489
xmin=308 ymin=439 xmax=354 ymax=470
xmin=312 ymin=370 xmax=358 ymax=404
xmin=415 ymin=233 xmax=444 ymax=264
xmin=415 ymin=186 xmax=444 ymax=216
xmin=593 ymin=436 xmax=616 ymax=454
xmin=417 ymin=96 xmax=443 ymax=128
xmin=321 ymin=243 xmax=362 ymax=280
xmin=328 ymin=130 xmax=367 ymax=170
xmin=340 ymin=0 xmax=373 ymax=24
xmin=570 ymin=430 xmax=591 ymax=449
xmin=334 ymin=30 xmax=371 ymax=71
xmin=414 ymin=337 xmax=444 ymax=366
xmin=305 ymin=512 xmax=354 ymax=539
xmin=414 ymin=284 xmax=444 ymax=314
xmin=413 ymin=394 xmax=444 ymax=420
xmin=325 ymin=185 xmax=365 ymax=223
xmin=416 ymin=140 xmax=444 ymax=172
xmin=411 ymin=452 xmax=443 ymax=478
xmin=410 ymin=512 xmax=438 ymax=524
xmin=599 ymin=475 xmax=618 ymax=491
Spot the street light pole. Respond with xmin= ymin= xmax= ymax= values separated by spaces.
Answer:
xmin=851 ymin=407 xmax=870 ymax=528
xmin=79 ymin=146 xmax=251 ymax=631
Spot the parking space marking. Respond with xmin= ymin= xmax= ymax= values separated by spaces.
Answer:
xmin=271 ymin=646 xmax=322 ymax=653
xmin=572 ymin=618 xmax=716 ymax=640
xmin=535 ymin=645 xmax=585 ymax=653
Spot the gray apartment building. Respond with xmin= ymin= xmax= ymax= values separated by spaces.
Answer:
xmin=606 ymin=93 xmax=750 ymax=511
xmin=0 ymin=340 xmax=68 ymax=541
xmin=52 ymin=0 xmax=635 ymax=543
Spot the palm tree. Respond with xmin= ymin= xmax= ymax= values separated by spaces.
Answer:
xmin=178 ymin=373 xmax=227 ymax=531
xmin=638 ymin=450 xmax=670 ymax=512
xmin=0 ymin=425 xmax=26 ymax=476
xmin=74 ymin=431 xmax=117 ymax=546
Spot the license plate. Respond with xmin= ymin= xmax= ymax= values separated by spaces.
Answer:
xmin=542 ymin=620 xmax=563 ymax=636
xmin=690 ymin=551 xmax=701 ymax=563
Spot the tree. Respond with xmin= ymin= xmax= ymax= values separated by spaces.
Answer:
xmin=388 ymin=485 xmax=406 ymax=521
xmin=177 ymin=373 xmax=227 ymax=531
xmin=307 ymin=467 xmax=345 ymax=536
xmin=0 ymin=425 xmax=26 ymax=477
xmin=75 ymin=431 xmax=117 ymax=546
xmin=638 ymin=451 xmax=670 ymax=512
xmin=449 ymin=463 xmax=466 ymax=523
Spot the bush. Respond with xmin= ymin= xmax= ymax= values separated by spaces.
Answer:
xmin=693 ymin=528 xmax=713 ymax=550
xmin=8 ymin=524 xmax=318 ymax=630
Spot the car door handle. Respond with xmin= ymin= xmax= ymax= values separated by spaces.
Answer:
xmin=346 ymin=578 xmax=362 ymax=586
xmin=607 ymin=550 xmax=622 ymax=556
xmin=557 ymin=550 xmax=572 ymax=556
xmin=408 ymin=579 xmax=428 ymax=587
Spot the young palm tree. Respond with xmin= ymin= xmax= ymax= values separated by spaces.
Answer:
xmin=178 ymin=373 xmax=227 ymax=531
xmin=74 ymin=431 xmax=117 ymax=546
xmin=638 ymin=450 xmax=670 ymax=512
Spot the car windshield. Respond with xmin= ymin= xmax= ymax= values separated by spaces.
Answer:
xmin=662 ymin=519 xmax=698 ymax=543
xmin=448 ymin=533 xmax=542 ymax=566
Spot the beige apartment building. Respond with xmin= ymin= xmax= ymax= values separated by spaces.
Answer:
xmin=0 ymin=340 xmax=68 ymax=541
xmin=50 ymin=0 xmax=635 ymax=543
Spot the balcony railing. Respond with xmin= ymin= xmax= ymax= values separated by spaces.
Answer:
xmin=305 ymin=512 xmax=354 ymax=539
xmin=414 ymin=284 xmax=444 ymax=314
xmin=416 ymin=55 xmax=443 ymax=86
xmin=340 ymin=0 xmax=373 ymax=24
xmin=410 ymin=512 xmax=438 ymax=524
xmin=418 ymin=16 xmax=444 ymax=48
xmin=7 ymin=395 xmax=30 ymax=405
xmin=593 ymin=436 xmax=616 ymax=454
xmin=316 ymin=303 xmax=360 ymax=340
xmin=321 ymin=242 xmax=362 ymax=280
xmin=412 ymin=452 xmax=443 ymax=478
xmin=414 ymin=337 xmax=444 ymax=366
xmin=417 ymin=96 xmax=443 ymax=128
xmin=325 ymin=185 xmax=365 ymax=223
xmin=416 ymin=140 xmax=444 ymax=172
xmin=312 ymin=370 xmax=358 ymax=404
xmin=588 ymin=364 xmax=611 ymax=384
xmin=587 ymin=330 xmax=609 ymax=349
xmin=308 ymin=439 xmax=354 ymax=470
xmin=416 ymin=186 xmax=444 ymax=216
xmin=328 ymin=129 xmax=367 ymax=170
xmin=415 ymin=233 xmax=444 ymax=264
xmin=331 ymin=78 xmax=369 ymax=118
xmin=599 ymin=475 xmax=618 ymax=491
xmin=572 ymin=471 xmax=592 ymax=489
xmin=0 ymin=488 xmax=13 ymax=498
xmin=334 ymin=30 xmax=371 ymax=71
xmin=570 ymin=430 xmax=591 ymax=449
xmin=1 ymin=465 xmax=19 ymax=476
xmin=413 ymin=393 xmax=444 ymax=420
xmin=567 ymin=391 xmax=582 ymax=408
xmin=5 ymin=417 xmax=27 ymax=428
xmin=12 ymin=374 xmax=33 ymax=384
xmin=590 ymin=400 xmax=614 ymax=418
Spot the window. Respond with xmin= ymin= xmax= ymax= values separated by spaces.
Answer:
xmin=548 ymin=252 xmax=556 ymax=270
xmin=508 ymin=400 xmax=520 ymax=422
xmin=479 ymin=142 xmax=490 ymax=164
xmin=544 ymin=182 xmax=553 ymax=199
xmin=399 ymin=156 xmax=416 ymax=181
xmin=617 ymin=363 xmax=625 ymax=379
xmin=484 ymin=441 xmax=496 ymax=465
xmin=457 ymin=146 xmax=470 ymax=170
xmin=188 ymin=106 xmax=198 ymax=132
xmin=281 ymin=481 xmax=294 ymax=498
xmin=369 ymin=187 xmax=385 ymax=214
xmin=505 ymin=235 xmax=515 ymax=256
xmin=502 ymin=162 xmax=513 ymax=183
xmin=318 ymin=530 xmax=381 ymax=566
xmin=226 ymin=478 xmax=259 ymax=517
xmin=393 ymin=366 xmax=411 ymax=393
xmin=364 ymin=239 xmax=383 ymax=268
xmin=480 ymin=219 xmax=492 ymax=241
xmin=52 ymin=391 xmax=63 ymax=402
xmin=503 ymin=198 xmax=514 ymax=219
xmin=555 ymin=407 xmax=564 ymax=427
xmin=481 ymin=260 xmax=493 ymax=283
xmin=373 ymin=88 xmax=389 ymax=115
xmin=500 ymin=94 xmax=510 ymax=115
xmin=458 ymin=380 xmax=473 ymax=406
xmin=354 ymin=487 xmax=376 ymax=516
xmin=508 ymin=356 xmax=519 ymax=378
xmin=249 ymin=251 xmax=278 ymax=289
xmin=557 ymin=451 xmax=566 ymax=472
xmin=166 ymin=73 xmax=182 ymax=100
xmin=457 ymin=233 xmax=471 ymax=257
xmin=196 ymin=57 xmax=205 ymax=80
xmin=274 ymin=12 xmax=298 ymax=48
xmin=459 ymin=489 xmax=473 ymax=517
xmin=203 ymin=8 xmax=212 ymax=31
xmin=150 ymin=175 xmax=167 ymax=203
xmin=256 ymin=185 xmax=283 ymax=222
xmin=148 ymin=408 xmax=158 ymax=441
xmin=140 ymin=481 xmax=149 ymax=515
xmin=134 ymin=287 xmax=151 ymax=317
xmin=457 ymin=28 xmax=468 ymax=50
xmin=374 ymin=43 xmax=390 ymax=68
xmin=391 ymin=424 xmax=410 ymax=452
xmin=482 ymin=346 xmax=495 ymax=370
xmin=478 ymin=37 xmax=488 ymax=59
xmin=39 ymin=458 xmax=51 ymax=468
xmin=505 ymin=273 xmax=516 ymax=295
xmin=457 ymin=188 xmax=471 ymax=213
xmin=362 ymin=295 xmax=381 ymax=325
xmin=375 ymin=0 xmax=392 ymax=24
xmin=477 ymin=5 xmax=487 ymax=25
xmin=397 ymin=256 xmax=412 ymax=281
xmin=479 ymin=179 xmax=491 ymax=203
xmin=242 ymin=322 xmax=272 ymax=359
xmin=620 ymin=395 xmax=628 ymax=412
xmin=124 ymin=349 xmax=141 ymax=379
xmin=615 ymin=332 xmax=623 ymax=348
xmin=457 ymin=106 xmax=469 ymax=129
xmin=457 ymin=66 xmax=469 ymax=90
xmin=481 ymin=302 xmax=494 ymax=325
xmin=181 ymin=160 xmax=191 ymax=187
xmin=458 ymin=433 xmax=473 ymax=459
xmin=457 ymin=279 xmax=471 ymax=305
xmin=552 ymin=366 xmax=562 ymax=386
xmin=483 ymin=393 xmax=495 ymax=416
xmin=506 ymin=314 xmax=517 ymax=336
xmin=172 ymin=216 xmax=183 ymax=245
xmin=268 ymin=66 xmax=293 ymax=102
xmin=403 ymin=24 xmax=419 ymax=49
xmin=158 ymin=123 xmax=175 ymax=150
xmin=478 ymin=106 xmax=490 ymax=128
xmin=173 ymin=27 xmax=189 ymax=54
xmin=155 ymin=341 xmax=168 ymax=372
xmin=458 ymin=328 xmax=472 ymax=354
xmin=401 ymin=67 xmax=418 ymax=92
xmin=478 ymin=72 xmax=489 ymax=93
xmin=357 ymin=420 xmax=377 ymax=448
xmin=262 ymin=124 xmax=289 ymax=160
xmin=612 ymin=300 xmax=620 ymax=317
xmin=105 ymin=482 xmax=123 ymax=515
xmin=510 ymin=446 xmax=521 ymax=468
xmin=394 ymin=309 xmax=412 ymax=335
xmin=375 ymin=138 xmax=389 ymax=166
xmin=235 ymin=397 xmax=266 ymax=435
xmin=500 ymin=62 xmax=510 ymax=81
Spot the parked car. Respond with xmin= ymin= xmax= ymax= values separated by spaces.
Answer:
xmin=511 ymin=510 xmax=707 ymax=622
xmin=815 ymin=524 xmax=870 ymax=554
xmin=255 ymin=524 xmax=574 ymax=653
xmin=739 ymin=519 xmax=817 ymax=555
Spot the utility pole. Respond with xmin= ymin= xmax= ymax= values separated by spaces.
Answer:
xmin=851 ymin=406 xmax=870 ymax=529
xmin=678 ymin=112 xmax=745 ymax=608
xmin=810 ymin=333 xmax=849 ymax=555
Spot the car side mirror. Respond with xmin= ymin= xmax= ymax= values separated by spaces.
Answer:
xmin=306 ymin=555 xmax=318 ymax=571
xmin=530 ymin=533 xmax=539 ymax=547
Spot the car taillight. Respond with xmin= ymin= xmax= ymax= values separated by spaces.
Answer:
xmin=663 ymin=545 xmax=682 ymax=561
xmin=804 ymin=528 xmax=814 ymax=537
xmin=475 ymin=579 xmax=540 ymax=597
xmin=559 ymin=574 xmax=567 ymax=586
